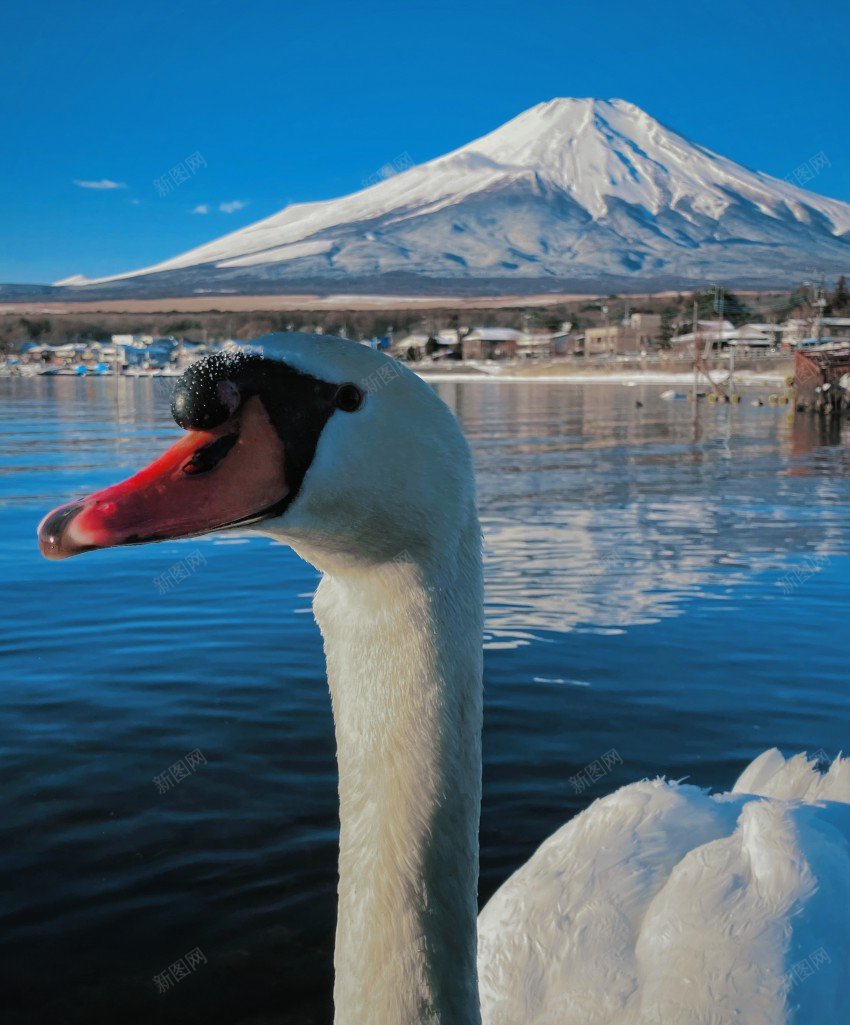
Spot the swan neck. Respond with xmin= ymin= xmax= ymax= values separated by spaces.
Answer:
xmin=314 ymin=512 xmax=483 ymax=1025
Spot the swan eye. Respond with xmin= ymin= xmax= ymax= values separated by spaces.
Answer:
xmin=334 ymin=383 xmax=364 ymax=413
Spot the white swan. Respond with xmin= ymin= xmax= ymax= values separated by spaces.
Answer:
xmin=38 ymin=333 xmax=850 ymax=1025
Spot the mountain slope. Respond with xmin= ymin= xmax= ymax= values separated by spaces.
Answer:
xmin=65 ymin=99 xmax=850 ymax=293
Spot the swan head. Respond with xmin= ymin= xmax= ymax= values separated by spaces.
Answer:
xmin=37 ymin=333 xmax=475 ymax=572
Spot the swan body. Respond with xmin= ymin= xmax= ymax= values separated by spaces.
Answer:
xmin=37 ymin=333 xmax=850 ymax=1025
xmin=479 ymin=749 xmax=850 ymax=1025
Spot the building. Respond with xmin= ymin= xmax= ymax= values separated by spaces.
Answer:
xmin=22 ymin=342 xmax=83 ymax=366
xmin=119 ymin=336 xmax=179 ymax=369
xmin=584 ymin=325 xmax=630 ymax=356
xmin=735 ymin=323 xmax=783 ymax=346
xmin=461 ymin=328 xmax=524 ymax=360
xmin=670 ymin=320 xmax=736 ymax=350
xmin=584 ymin=313 xmax=662 ymax=356
xmin=782 ymin=317 xmax=850 ymax=348
xmin=725 ymin=323 xmax=782 ymax=349
xmin=629 ymin=313 xmax=663 ymax=338
xmin=395 ymin=332 xmax=459 ymax=361
xmin=516 ymin=332 xmax=554 ymax=359
xmin=550 ymin=330 xmax=580 ymax=356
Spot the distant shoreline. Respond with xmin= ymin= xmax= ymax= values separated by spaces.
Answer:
xmin=415 ymin=369 xmax=790 ymax=385
xmin=0 ymin=369 xmax=791 ymax=387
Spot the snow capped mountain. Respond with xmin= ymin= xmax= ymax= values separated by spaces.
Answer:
xmin=66 ymin=98 xmax=850 ymax=293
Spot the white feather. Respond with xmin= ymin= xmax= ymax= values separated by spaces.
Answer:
xmin=479 ymin=750 xmax=850 ymax=1025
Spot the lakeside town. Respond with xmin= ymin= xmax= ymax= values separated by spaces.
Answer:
xmin=4 ymin=292 xmax=850 ymax=379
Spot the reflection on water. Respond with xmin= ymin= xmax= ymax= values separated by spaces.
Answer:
xmin=1 ymin=376 xmax=849 ymax=1025
xmin=431 ymin=381 xmax=847 ymax=645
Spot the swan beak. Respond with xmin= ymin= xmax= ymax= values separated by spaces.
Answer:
xmin=37 ymin=396 xmax=288 ymax=560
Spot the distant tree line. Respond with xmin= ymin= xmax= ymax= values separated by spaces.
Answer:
xmin=2 ymin=279 xmax=848 ymax=354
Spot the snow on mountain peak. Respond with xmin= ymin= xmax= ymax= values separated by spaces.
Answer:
xmin=64 ymin=98 xmax=850 ymax=292
xmin=456 ymin=96 xmax=773 ymax=220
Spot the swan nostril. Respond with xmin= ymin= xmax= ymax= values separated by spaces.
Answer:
xmin=181 ymin=432 xmax=240 ymax=476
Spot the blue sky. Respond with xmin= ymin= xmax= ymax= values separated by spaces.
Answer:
xmin=2 ymin=0 xmax=849 ymax=283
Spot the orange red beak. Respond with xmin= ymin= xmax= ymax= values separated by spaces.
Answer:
xmin=37 ymin=396 xmax=288 ymax=560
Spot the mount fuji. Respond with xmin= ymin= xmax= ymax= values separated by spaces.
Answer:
xmin=62 ymin=98 xmax=850 ymax=295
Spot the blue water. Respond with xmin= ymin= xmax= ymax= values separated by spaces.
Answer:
xmin=2 ymin=376 xmax=849 ymax=1024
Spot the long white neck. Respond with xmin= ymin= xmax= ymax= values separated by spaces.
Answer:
xmin=311 ymin=506 xmax=483 ymax=1025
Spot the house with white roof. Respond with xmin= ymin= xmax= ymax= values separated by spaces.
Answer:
xmin=728 ymin=324 xmax=780 ymax=348
xmin=670 ymin=320 xmax=736 ymax=349
xmin=461 ymin=328 xmax=524 ymax=360
xmin=781 ymin=317 xmax=850 ymax=347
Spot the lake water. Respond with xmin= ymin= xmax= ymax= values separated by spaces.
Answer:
xmin=2 ymin=376 xmax=849 ymax=1025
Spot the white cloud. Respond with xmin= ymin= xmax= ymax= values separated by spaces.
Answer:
xmin=130 ymin=198 xmax=141 ymax=205
xmin=192 ymin=204 xmax=209 ymax=214
xmin=219 ymin=200 xmax=247 ymax=213
xmin=73 ymin=179 xmax=127 ymax=190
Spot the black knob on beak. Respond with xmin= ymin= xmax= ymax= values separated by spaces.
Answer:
xmin=171 ymin=355 xmax=245 ymax=430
